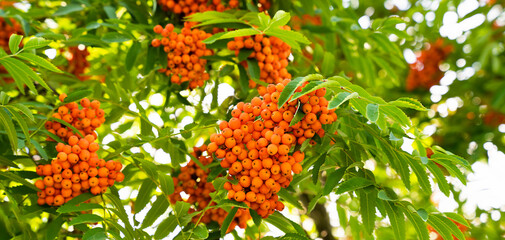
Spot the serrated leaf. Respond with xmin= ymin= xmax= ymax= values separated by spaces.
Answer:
xmin=278 ymin=77 xmax=305 ymax=109
xmin=0 ymin=171 xmax=39 ymax=191
xmin=377 ymin=190 xmax=396 ymax=201
xmin=443 ymin=212 xmax=469 ymax=227
xmin=102 ymin=32 xmax=131 ymax=43
xmin=0 ymin=108 xmax=18 ymax=152
xmin=82 ymin=227 xmax=107 ymax=240
xmin=312 ymin=154 xmax=326 ymax=184
xmin=328 ymin=92 xmax=359 ymax=109
xmin=193 ymin=224 xmax=209 ymax=239
xmin=265 ymin=212 xmax=306 ymax=235
xmin=249 ymin=209 xmax=262 ymax=227
xmin=68 ymin=214 xmax=103 ymax=226
xmin=141 ymin=195 xmax=169 ymax=229
xmin=269 ymin=10 xmax=291 ymax=29
xmin=158 ymin=174 xmax=174 ymax=196
xmin=336 ymin=177 xmax=374 ymax=194
xmin=426 ymin=161 xmax=450 ymax=196
xmin=125 ymin=42 xmax=140 ymax=71
xmin=220 ymin=207 xmax=238 ymax=236
xmin=217 ymin=28 xmax=260 ymax=41
xmin=359 ymin=187 xmax=377 ymax=235
xmin=9 ymin=34 xmax=23 ymax=53
xmin=289 ymin=106 xmax=304 ymax=127
xmin=277 ymin=188 xmax=304 ymax=210
xmin=322 ymin=167 xmax=346 ymax=195
xmin=390 ymin=97 xmax=427 ymax=111
xmin=154 ymin=215 xmax=177 ymax=239
xmin=403 ymin=155 xmax=431 ymax=193
xmin=134 ymin=178 xmax=156 ymax=213
xmin=57 ymin=203 xmax=102 ymax=213
xmin=45 ymin=215 xmax=64 ymax=240
xmin=49 ymin=117 xmax=84 ymax=138
xmin=53 ymin=3 xmax=84 ymax=16
xmin=428 ymin=214 xmax=464 ymax=240
xmin=246 ymin=59 xmax=260 ymax=80
xmin=0 ymin=57 xmax=37 ymax=94
xmin=384 ymin=201 xmax=405 ymax=240
xmin=15 ymin=52 xmax=62 ymax=74
xmin=23 ymin=37 xmax=51 ymax=50
xmin=401 ymin=208 xmax=429 ymax=240
xmin=63 ymin=89 xmax=93 ymax=103
xmin=219 ymin=64 xmax=235 ymax=78
xmin=6 ymin=106 xmax=31 ymax=143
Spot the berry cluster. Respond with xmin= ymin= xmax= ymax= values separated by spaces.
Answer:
xmin=62 ymin=46 xmax=91 ymax=81
xmin=227 ymin=30 xmax=292 ymax=88
xmin=35 ymin=94 xmax=124 ymax=206
xmin=152 ymin=23 xmax=213 ymax=89
xmin=207 ymin=79 xmax=337 ymax=218
xmin=44 ymin=94 xmax=105 ymax=142
xmin=169 ymin=145 xmax=251 ymax=231
xmin=0 ymin=1 xmax=15 ymax=9
xmin=157 ymin=0 xmax=239 ymax=16
xmin=406 ymin=39 xmax=452 ymax=91
xmin=0 ymin=17 xmax=23 ymax=83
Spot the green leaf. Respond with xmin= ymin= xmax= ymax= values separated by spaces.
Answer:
xmin=328 ymin=92 xmax=359 ymax=109
xmin=443 ymin=212 xmax=469 ymax=227
xmin=279 ymin=233 xmax=310 ymax=240
xmin=125 ymin=42 xmax=140 ymax=71
xmin=265 ymin=212 xmax=306 ymax=235
xmin=193 ymin=224 xmax=209 ymax=239
xmin=49 ymin=117 xmax=84 ymax=138
xmin=102 ymin=32 xmax=131 ymax=43
xmin=366 ymin=103 xmax=379 ymax=123
xmin=246 ymin=59 xmax=260 ymax=80
xmin=16 ymin=52 xmax=63 ymax=73
xmin=83 ymin=227 xmax=107 ymax=240
xmin=141 ymin=195 xmax=169 ymax=229
xmin=0 ymin=57 xmax=38 ymax=94
xmin=54 ymin=3 xmax=84 ymax=16
xmin=278 ymin=77 xmax=305 ymax=109
xmin=289 ymin=106 xmax=304 ymax=127
xmin=269 ymin=10 xmax=290 ymax=29
xmin=322 ymin=168 xmax=346 ymax=195
xmin=9 ymin=34 xmax=23 ymax=53
xmin=219 ymin=64 xmax=235 ymax=78
xmin=403 ymin=155 xmax=431 ymax=193
xmin=426 ymin=161 xmax=450 ymax=196
xmin=158 ymin=174 xmax=174 ymax=196
xmin=57 ymin=203 xmax=102 ymax=213
xmin=390 ymin=97 xmax=427 ymax=111
xmin=277 ymin=188 xmax=304 ymax=210
xmin=105 ymin=193 xmax=135 ymax=236
xmin=0 ymin=109 xmax=18 ymax=152
xmin=359 ymin=187 xmax=377 ymax=235
xmin=60 ymin=192 xmax=95 ymax=207
xmin=68 ymin=214 xmax=103 ymax=226
xmin=154 ymin=215 xmax=177 ymax=240
xmin=5 ymin=106 xmax=30 ymax=143
xmin=380 ymin=105 xmax=411 ymax=127
xmin=377 ymin=190 xmax=396 ymax=201
xmin=427 ymin=214 xmax=462 ymax=240
xmin=336 ymin=177 xmax=374 ymax=194
xmin=218 ymin=199 xmax=249 ymax=208
xmin=23 ymin=37 xmax=51 ymax=50
xmin=63 ymin=89 xmax=93 ymax=103
xmin=383 ymin=201 xmax=405 ymax=240
xmin=401 ymin=208 xmax=429 ymax=240
xmin=174 ymin=201 xmax=193 ymax=226
xmin=264 ymin=28 xmax=311 ymax=51
xmin=45 ymin=215 xmax=64 ymax=240
xmin=249 ymin=209 xmax=262 ymax=227
xmin=134 ymin=178 xmax=156 ymax=213
xmin=312 ymin=154 xmax=326 ymax=184
xmin=220 ymin=207 xmax=238 ymax=237
xmin=217 ymin=28 xmax=260 ymax=41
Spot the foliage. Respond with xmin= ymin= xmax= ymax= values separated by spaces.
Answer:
xmin=0 ymin=0 xmax=503 ymax=240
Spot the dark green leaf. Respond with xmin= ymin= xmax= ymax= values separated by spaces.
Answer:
xmin=154 ymin=215 xmax=177 ymax=240
xmin=383 ymin=201 xmax=405 ymax=240
xmin=0 ymin=109 xmax=18 ymax=152
xmin=220 ymin=207 xmax=238 ymax=236
xmin=401 ymin=208 xmax=429 ymax=240
xmin=0 ymin=171 xmax=38 ymax=191
xmin=125 ymin=42 xmax=141 ymax=71
xmin=45 ymin=215 xmax=64 ymax=240
xmin=277 ymin=188 xmax=304 ymax=210
xmin=336 ymin=177 xmax=374 ymax=194
xmin=250 ymin=209 xmax=262 ymax=227
xmin=82 ymin=227 xmax=107 ymax=240
xmin=134 ymin=178 xmax=156 ymax=213
xmin=53 ymin=3 xmax=84 ymax=16
xmin=68 ymin=214 xmax=103 ymax=226
xmin=64 ymin=89 xmax=93 ymax=103
xmin=328 ymin=92 xmax=359 ymax=110
xmin=246 ymin=59 xmax=260 ymax=80
xmin=322 ymin=168 xmax=346 ymax=195
xmin=159 ymin=174 xmax=174 ymax=196
xmin=312 ymin=154 xmax=326 ymax=184
xmin=141 ymin=195 xmax=169 ymax=229
xmin=101 ymin=32 xmax=131 ymax=43
xmin=359 ymin=187 xmax=377 ymax=235
xmin=278 ymin=77 xmax=305 ymax=109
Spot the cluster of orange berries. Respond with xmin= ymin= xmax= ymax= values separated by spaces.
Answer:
xmin=169 ymin=145 xmax=250 ymax=231
xmin=44 ymin=94 xmax=105 ymax=142
xmin=0 ymin=1 xmax=15 ymax=9
xmin=62 ymin=46 xmax=91 ymax=81
xmin=227 ymin=30 xmax=292 ymax=88
xmin=157 ymin=0 xmax=239 ymax=16
xmin=406 ymin=39 xmax=453 ymax=91
xmin=0 ymin=17 xmax=23 ymax=83
xmin=34 ymin=94 xmax=124 ymax=206
xmin=207 ymin=79 xmax=337 ymax=218
xmin=152 ymin=22 xmax=213 ymax=89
